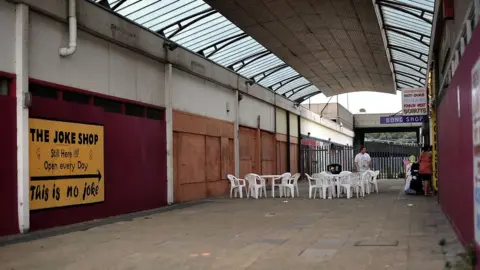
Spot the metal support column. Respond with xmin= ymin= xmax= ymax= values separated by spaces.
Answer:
xmin=165 ymin=63 xmax=174 ymax=204
xmin=297 ymin=115 xmax=301 ymax=174
xmin=16 ymin=3 xmax=30 ymax=233
xmin=286 ymin=111 xmax=291 ymax=172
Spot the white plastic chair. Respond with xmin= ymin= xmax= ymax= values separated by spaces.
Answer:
xmin=272 ymin=172 xmax=291 ymax=198
xmin=337 ymin=171 xmax=352 ymax=197
xmin=227 ymin=174 xmax=247 ymax=198
xmin=362 ymin=170 xmax=375 ymax=194
xmin=287 ymin=173 xmax=301 ymax=197
xmin=370 ymin=170 xmax=380 ymax=193
xmin=315 ymin=173 xmax=336 ymax=199
xmin=337 ymin=171 xmax=354 ymax=198
xmin=245 ymin=173 xmax=267 ymax=199
xmin=352 ymin=172 xmax=366 ymax=197
xmin=305 ymin=173 xmax=321 ymax=199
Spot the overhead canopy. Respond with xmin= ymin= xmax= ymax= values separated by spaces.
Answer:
xmin=374 ymin=0 xmax=434 ymax=90
xmin=90 ymin=0 xmax=434 ymax=102
xmin=203 ymin=0 xmax=396 ymax=97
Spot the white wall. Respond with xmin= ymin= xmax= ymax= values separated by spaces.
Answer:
xmin=239 ymin=95 xmax=274 ymax=131
xmin=301 ymin=118 xmax=353 ymax=146
xmin=171 ymin=68 xmax=236 ymax=123
xmin=276 ymin=108 xmax=287 ymax=134
xmin=0 ymin=1 xmax=15 ymax=74
xmin=28 ymin=12 xmax=165 ymax=106
xmin=0 ymin=0 xmax=356 ymax=142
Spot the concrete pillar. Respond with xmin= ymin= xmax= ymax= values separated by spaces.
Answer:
xmin=165 ymin=63 xmax=173 ymax=204
xmin=15 ymin=3 xmax=30 ymax=233
xmin=286 ymin=111 xmax=290 ymax=172
xmin=297 ymin=115 xmax=301 ymax=173
xmin=234 ymin=90 xmax=240 ymax=177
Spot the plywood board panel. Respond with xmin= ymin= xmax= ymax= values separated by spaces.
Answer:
xmin=221 ymin=137 xmax=233 ymax=179
xmin=173 ymin=110 xmax=207 ymax=135
xmin=239 ymin=126 xmax=258 ymax=175
xmin=206 ymin=136 xmax=221 ymax=182
xmin=177 ymin=133 xmax=206 ymax=185
xmin=261 ymin=160 xmax=274 ymax=175
xmin=290 ymin=143 xmax=298 ymax=173
xmin=261 ymin=131 xmax=275 ymax=161
xmin=207 ymin=180 xmax=229 ymax=197
xmin=277 ymin=141 xmax=288 ymax=174
xmin=177 ymin=182 xmax=207 ymax=203
xmin=240 ymin=160 xmax=252 ymax=179
xmin=173 ymin=132 xmax=179 ymax=202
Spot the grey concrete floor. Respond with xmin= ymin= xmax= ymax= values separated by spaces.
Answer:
xmin=0 ymin=179 xmax=464 ymax=270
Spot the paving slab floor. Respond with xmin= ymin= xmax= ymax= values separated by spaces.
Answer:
xmin=0 ymin=179 xmax=464 ymax=270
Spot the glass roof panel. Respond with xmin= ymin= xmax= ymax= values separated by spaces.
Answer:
xmin=377 ymin=0 xmax=435 ymax=90
xmin=289 ymin=86 xmax=320 ymax=101
xmin=91 ymin=0 xmax=323 ymax=102
xmin=276 ymin=78 xmax=310 ymax=95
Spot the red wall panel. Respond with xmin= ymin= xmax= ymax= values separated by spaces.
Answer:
xmin=438 ymin=25 xmax=480 ymax=246
xmin=29 ymin=96 xmax=167 ymax=231
xmin=0 ymin=95 xmax=18 ymax=236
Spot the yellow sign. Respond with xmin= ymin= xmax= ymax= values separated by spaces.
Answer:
xmin=29 ymin=118 xmax=104 ymax=210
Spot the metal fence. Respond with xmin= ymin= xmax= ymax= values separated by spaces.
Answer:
xmin=301 ymin=141 xmax=420 ymax=179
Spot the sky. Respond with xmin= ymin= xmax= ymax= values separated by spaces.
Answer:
xmin=303 ymin=91 xmax=403 ymax=114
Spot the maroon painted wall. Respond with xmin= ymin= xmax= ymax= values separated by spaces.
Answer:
xmin=0 ymin=90 xmax=18 ymax=237
xmin=29 ymin=95 xmax=167 ymax=231
xmin=438 ymin=25 xmax=480 ymax=246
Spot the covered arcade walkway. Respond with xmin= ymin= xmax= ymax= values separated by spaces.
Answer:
xmin=0 ymin=180 xmax=464 ymax=270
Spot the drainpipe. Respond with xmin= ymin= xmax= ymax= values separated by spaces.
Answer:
xmin=59 ymin=0 xmax=77 ymax=57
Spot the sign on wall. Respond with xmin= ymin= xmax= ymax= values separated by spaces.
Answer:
xmin=380 ymin=115 xmax=425 ymax=124
xmin=472 ymin=58 xmax=480 ymax=244
xmin=402 ymin=88 xmax=428 ymax=115
xmin=29 ymin=119 xmax=104 ymax=210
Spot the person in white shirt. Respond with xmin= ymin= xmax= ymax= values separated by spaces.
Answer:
xmin=354 ymin=146 xmax=371 ymax=172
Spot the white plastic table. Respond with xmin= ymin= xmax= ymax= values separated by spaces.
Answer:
xmin=261 ymin=175 xmax=281 ymax=197
xmin=325 ymin=172 xmax=362 ymax=198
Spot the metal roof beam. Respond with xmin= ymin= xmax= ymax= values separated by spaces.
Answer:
xmin=396 ymin=79 xmax=423 ymax=88
xmin=269 ymin=75 xmax=303 ymax=92
xmin=388 ymin=45 xmax=428 ymax=64
xmin=197 ymin=33 xmax=248 ymax=58
xmin=393 ymin=59 xmax=426 ymax=71
xmin=392 ymin=60 xmax=426 ymax=76
xmin=250 ymin=64 xmax=289 ymax=84
xmin=396 ymin=71 xmax=425 ymax=84
xmin=376 ymin=0 xmax=433 ymax=24
xmin=284 ymin=83 xmax=313 ymax=98
xmin=294 ymin=91 xmax=322 ymax=103
xmin=383 ymin=25 xmax=430 ymax=47
xmin=111 ymin=0 xmax=128 ymax=11
xmin=227 ymin=50 xmax=271 ymax=72
xmin=157 ymin=8 xmax=217 ymax=39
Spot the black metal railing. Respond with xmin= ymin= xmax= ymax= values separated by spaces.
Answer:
xmin=301 ymin=141 xmax=420 ymax=179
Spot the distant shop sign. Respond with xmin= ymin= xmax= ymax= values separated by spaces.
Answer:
xmin=380 ymin=115 xmax=425 ymax=124
xmin=402 ymin=88 xmax=428 ymax=115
